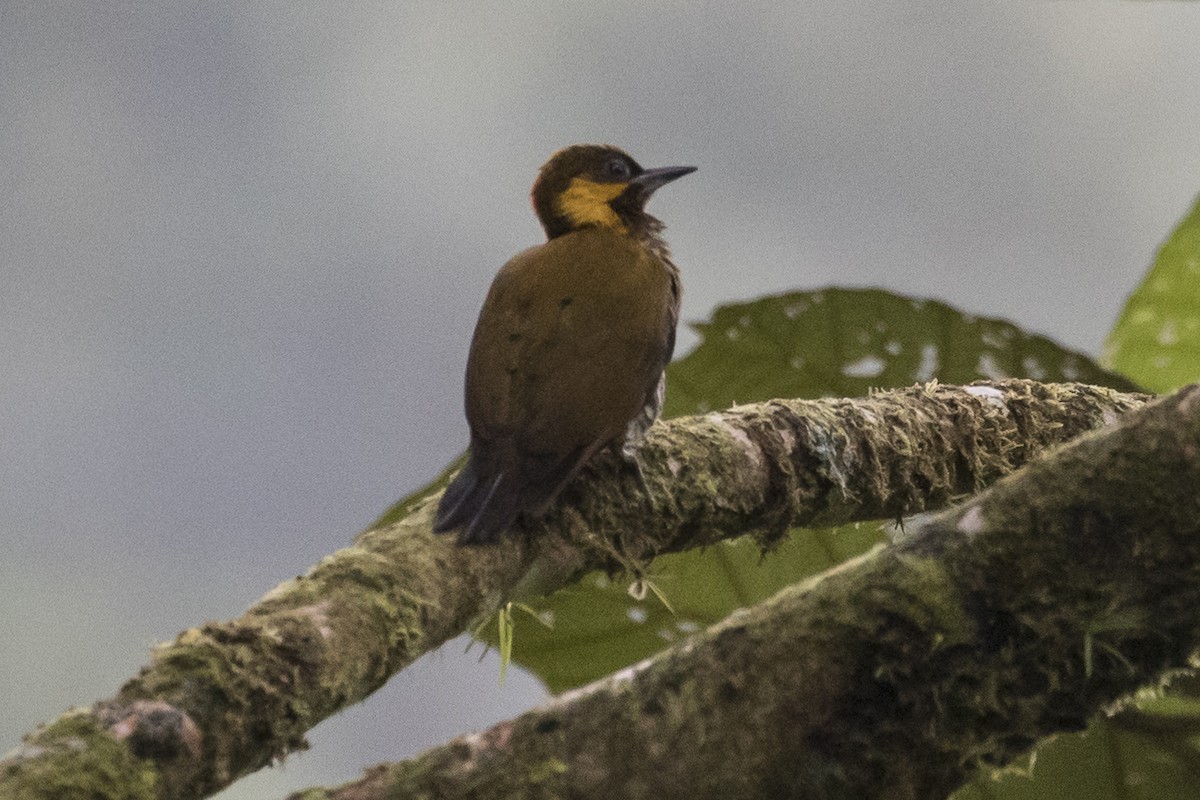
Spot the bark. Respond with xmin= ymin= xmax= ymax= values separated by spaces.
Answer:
xmin=0 ymin=381 xmax=1149 ymax=800
xmin=289 ymin=383 xmax=1200 ymax=800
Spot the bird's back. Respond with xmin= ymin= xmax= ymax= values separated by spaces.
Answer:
xmin=436 ymin=227 xmax=678 ymax=543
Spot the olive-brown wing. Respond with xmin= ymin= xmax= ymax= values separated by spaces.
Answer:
xmin=465 ymin=228 xmax=675 ymax=461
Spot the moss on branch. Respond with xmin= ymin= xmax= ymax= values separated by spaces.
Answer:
xmin=291 ymin=384 xmax=1200 ymax=800
xmin=0 ymin=381 xmax=1149 ymax=800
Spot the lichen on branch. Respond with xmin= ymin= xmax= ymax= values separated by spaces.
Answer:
xmin=291 ymin=384 xmax=1200 ymax=800
xmin=0 ymin=381 xmax=1150 ymax=800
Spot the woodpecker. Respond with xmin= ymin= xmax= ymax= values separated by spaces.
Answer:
xmin=434 ymin=144 xmax=695 ymax=545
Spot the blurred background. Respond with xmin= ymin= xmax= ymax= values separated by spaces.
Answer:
xmin=3 ymin=3 xmax=1199 ymax=797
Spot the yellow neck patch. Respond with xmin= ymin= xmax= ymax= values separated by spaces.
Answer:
xmin=557 ymin=177 xmax=628 ymax=232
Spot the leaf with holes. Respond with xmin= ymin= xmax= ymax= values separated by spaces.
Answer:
xmin=495 ymin=288 xmax=1137 ymax=694
xmin=666 ymin=287 xmax=1139 ymax=417
xmin=952 ymin=707 xmax=1200 ymax=800
xmin=1104 ymin=194 xmax=1200 ymax=392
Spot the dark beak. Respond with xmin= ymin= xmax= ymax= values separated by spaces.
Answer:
xmin=631 ymin=165 xmax=697 ymax=195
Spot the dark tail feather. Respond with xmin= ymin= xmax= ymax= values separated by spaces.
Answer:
xmin=433 ymin=457 xmax=483 ymax=532
xmin=433 ymin=443 xmax=587 ymax=545
xmin=433 ymin=455 xmax=523 ymax=545
xmin=460 ymin=472 xmax=523 ymax=545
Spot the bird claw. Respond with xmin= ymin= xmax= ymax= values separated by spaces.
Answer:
xmin=620 ymin=447 xmax=657 ymax=510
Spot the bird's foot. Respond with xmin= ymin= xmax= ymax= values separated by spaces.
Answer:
xmin=619 ymin=445 xmax=657 ymax=510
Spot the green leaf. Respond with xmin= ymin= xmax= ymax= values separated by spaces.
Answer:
xmin=955 ymin=712 xmax=1200 ymax=800
xmin=667 ymin=287 xmax=1140 ymax=417
xmin=1104 ymin=194 xmax=1200 ymax=392
xmin=381 ymin=283 xmax=1165 ymax=797
xmin=505 ymin=523 xmax=886 ymax=692
xmin=497 ymin=603 xmax=513 ymax=686
xmin=497 ymin=288 xmax=1135 ymax=694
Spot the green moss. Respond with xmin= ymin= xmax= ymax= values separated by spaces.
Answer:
xmin=889 ymin=553 xmax=974 ymax=644
xmin=1 ymin=712 xmax=157 ymax=800
xmin=528 ymin=758 xmax=568 ymax=784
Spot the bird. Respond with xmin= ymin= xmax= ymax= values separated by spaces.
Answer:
xmin=433 ymin=144 xmax=695 ymax=545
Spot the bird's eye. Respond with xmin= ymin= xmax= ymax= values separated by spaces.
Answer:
xmin=603 ymin=158 xmax=631 ymax=181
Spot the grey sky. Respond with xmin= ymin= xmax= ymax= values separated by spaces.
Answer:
xmin=3 ymin=3 xmax=1199 ymax=796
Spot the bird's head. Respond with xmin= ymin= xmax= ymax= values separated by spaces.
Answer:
xmin=530 ymin=144 xmax=696 ymax=240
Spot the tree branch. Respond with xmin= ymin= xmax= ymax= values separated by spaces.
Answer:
xmin=0 ymin=381 xmax=1148 ymax=800
xmin=289 ymin=383 xmax=1200 ymax=800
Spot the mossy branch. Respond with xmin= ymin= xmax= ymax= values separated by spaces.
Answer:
xmin=0 ymin=381 xmax=1149 ymax=800
xmin=289 ymin=383 xmax=1200 ymax=800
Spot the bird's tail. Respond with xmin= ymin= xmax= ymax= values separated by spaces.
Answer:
xmin=433 ymin=455 xmax=523 ymax=545
xmin=433 ymin=441 xmax=585 ymax=545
